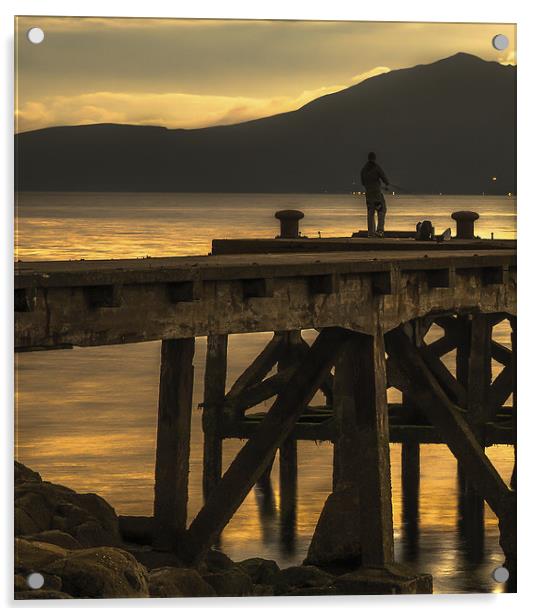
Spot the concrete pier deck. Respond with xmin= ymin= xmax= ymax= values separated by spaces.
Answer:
xmin=15 ymin=245 xmax=515 ymax=350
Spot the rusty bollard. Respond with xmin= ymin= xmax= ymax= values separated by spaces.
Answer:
xmin=451 ymin=211 xmax=479 ymax=239
xmin=275 ymin=209 xmax=304 ymax=238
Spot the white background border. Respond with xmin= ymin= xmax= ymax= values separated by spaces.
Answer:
xmin=1 ymin=0 xmax=537 ymax=613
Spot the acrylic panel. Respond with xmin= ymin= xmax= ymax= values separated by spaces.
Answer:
xmin=14 ymin=16 xmax=516 ymax=599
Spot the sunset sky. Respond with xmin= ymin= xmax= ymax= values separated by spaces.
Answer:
xmin=15 ymin=17 xmax=515 ymax=133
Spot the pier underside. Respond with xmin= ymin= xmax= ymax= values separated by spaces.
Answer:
xmin=15 ymin=241 xmax=516 ymax=592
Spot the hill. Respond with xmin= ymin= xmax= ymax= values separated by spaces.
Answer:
xmin=15 ymin=53 xmax=516 ymax=194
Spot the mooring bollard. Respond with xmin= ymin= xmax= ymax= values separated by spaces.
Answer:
xmin=451 ymin=211 xmax=479 ymax=239
xmin=275 ymin=209 xmax=304 ymax=238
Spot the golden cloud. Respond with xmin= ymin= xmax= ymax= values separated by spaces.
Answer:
xmin=15 ymin=67 xmax=390 ymax=133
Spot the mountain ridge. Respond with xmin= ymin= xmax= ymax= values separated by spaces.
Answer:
xmin=15 ymin=53 xmax=516 ymax=194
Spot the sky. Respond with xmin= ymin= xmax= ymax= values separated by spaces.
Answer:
xmin=15 ymin=17 xmax=516 ymax=133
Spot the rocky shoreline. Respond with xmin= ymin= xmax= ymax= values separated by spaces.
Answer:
xmin=15 ymin=462 xmax=432 ymax=599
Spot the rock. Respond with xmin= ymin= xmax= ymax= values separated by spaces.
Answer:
xmin=334 ymin=565 xmax=433 ymax=595
xmin=274 ymin=565 xmax=334 ymax=594
xmin=253 ymin=584 xmax=274 ymax=596
xmin=16 ymin=492 xmax=53 ymax=532
xmin=22 ymin=530 xmax=82 ymax=550
xmin=127 ymin=546 xmax=183 ymax=570
xmin=15 ymin=590 xmax=73 ymax=600
xmin=203 ymin=567 xmax=253 ymax=597
xmin=14 ymin=461 xmax=121 ymax=547
xmin=237 ymin=557 xmax=280 ymax=585
xmin=15 ymin=507 xmax=40 ymax=536
xmin=43 ymin=546 xmax=149 ymax=598
xmin=15 ymin=537 xmax=68 ymax=572
xmin=15 ymin=462 xmax=42 ymax=483
xmin=14 ymin=574 xmax=27 ymax=592
xmin=304 ymin=488 xmax=362 ymax=568
xmin=203 ymin=548 xmax=235 ymax=573
xmin=149 ymin=567 xmax=216 ymax=598
xmin=283 ymin=585 xmax=338 ymax=596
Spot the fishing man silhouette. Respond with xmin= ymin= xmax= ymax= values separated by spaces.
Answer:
xmin=360 ymin=151 xmax=389 ymax=237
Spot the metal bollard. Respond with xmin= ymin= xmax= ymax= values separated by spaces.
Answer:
xmin=451 ymin=211 xmax=479 ymax=239
xmin=275 ymin=210 xmax=305 ymax=239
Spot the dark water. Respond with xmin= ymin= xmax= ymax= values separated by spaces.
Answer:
xmin=15 ymin=192 xmax=516 ymax=593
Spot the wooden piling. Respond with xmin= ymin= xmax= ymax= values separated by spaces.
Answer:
xmin=354 ymin=328 xmax=395 ymax=566
xmin=510 ymin=319 xmax=517 ymax=491
xmin=153 ymin=337 xmax=195 ymax=550
xmin=182 ymin=327 xmax=350 ymax=565
xmin=309 ymin=330 xmax=393 ymax=567
xmin=277 ymin=331 xmax=302 ymax=546
xmin=202 ymin=334 xmax=228 ymax=502
xmin=401 ymin=441 xmax=420 ymax=557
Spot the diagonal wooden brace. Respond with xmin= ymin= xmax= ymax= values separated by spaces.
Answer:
xmin=181 ymin=327 xmax=352 ymax=565
xmin=385 ymin=327 xmax=511 ymax=519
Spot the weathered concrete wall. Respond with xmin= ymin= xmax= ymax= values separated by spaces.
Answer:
xmin=15 ymin=250 xmax=515 ymax=349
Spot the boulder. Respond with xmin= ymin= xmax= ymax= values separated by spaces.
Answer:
xmin=127 ymin=546 xmax=183 ymax=571
xmin=274 ymin=565 xmax=334 ymax=594
xmin=237 ymin=557 xmax=280 ymax=585
xmin=15 ymin=462 xmax=42 ymax=483
xmin=14 ymin=461 xmax=121 ymax=547
xmin=334 ymin=564 xmax=433 ymax=595
xmin=15 ymin=537 xmax=68 ymax=572
xmin=15 ymin=570 xmax=64 ymax=594
xmin=283 ymin=585 xmax=338 ymax=596
xmin=149 ymin=567 xmax=216 ymax=598
xmin=253 ymin=584 xmax=274 ymax=596
xmin=203 ymin=548 xmax=235 ymax=573
xmin=15 ymin=590 xmax=73 ymax=600
xmin=304 ymin=488 xmax=362 ymax=568
xmin=22 ymin=530 xmax=82 ymax=550
xmin=43 ymin=546 xmax=149 ymax=598
xmin=203 ymin=567 xmax=253 ymax=597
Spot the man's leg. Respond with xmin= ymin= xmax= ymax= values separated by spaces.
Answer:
xmin=376 ymin=198 xmax=387 ymax=236
xmin=367 ymin=203 xmax=375 ymax=237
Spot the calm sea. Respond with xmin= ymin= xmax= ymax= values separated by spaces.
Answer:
xmin=15 ymin=192 xmax=516 ymax=594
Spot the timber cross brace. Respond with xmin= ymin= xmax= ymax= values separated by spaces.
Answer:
xmin=153 ymin=312 xmax=515 ymax=582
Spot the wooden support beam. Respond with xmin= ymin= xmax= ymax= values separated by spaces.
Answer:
xmin=489 ymin=366 xmax=513 ymax=414
xmin=455 ymin=315 xmax=471 ymax=391
xmin=353 ymin=329 xmax=395 ymax=566
xmin=242 ymin=277 xmax=274 ymax=299
xmin=316 ymin=330 xmax=394 ymax=567
xmin=153 ymin=337 xmax=195 ymax=550
xmin=279 ymin=437 xmax=297 ymax=551
xmin=418 ymin=345 xmax=467 ymax=407
xmin=225 ymin=333 xmax=285 ymax=403
xmin=401 ymin=442 xmax=420 ymax=557
xmin=468 ymin=314 xmax=493 ymax=428
xmin=425 ymin=268 xmax=454 ymax=288
xmin=385 ymin=327 xmax=511 ymax=519
xmin=84 ymin=284 xmax=122 ymax=308
xmin=307 ymin=273 xmax=339 ymax=295
xmin=168 ymin=280 xmax=203 ymax=303
xmin=182 ymin=327 xmax=350 ymax=565
xmin=510 ymin=322 xmax=517 ymax=491
xmin=492 ymin=341 xmax=512 ymax=366
xmin=276 ymin=331 xmax=302 ymax=549
xmin=202 ymin=334 xmax=228 ymax=502
xmin=426 ymin=334 xmax=457 ymax=358
xmin=230 ymin=365 xmax=295 ymax=415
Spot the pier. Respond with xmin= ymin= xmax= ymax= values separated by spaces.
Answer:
xmin=14 ymin=213 xmax=516 ymax=593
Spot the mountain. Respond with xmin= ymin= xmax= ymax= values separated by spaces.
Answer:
xmin=15 ymin=53 xmax=516 ymax=194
